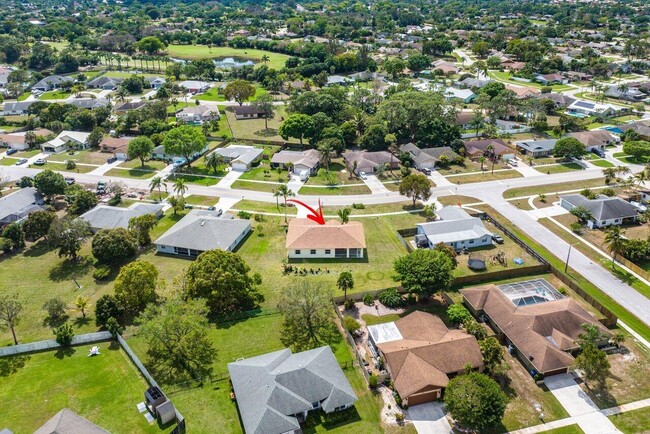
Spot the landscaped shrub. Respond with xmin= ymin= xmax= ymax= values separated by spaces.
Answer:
xmin=363 ymin=293 xmax=374 ymax=306
xmin=343 ymin=298 xmax=355 ymax=310
xmin=93 ymin=264 xmax=111 ymax=280
xmin=95 ymin=294 xmax=123 ymax=328
xmin=53 ymin=323 xmax=74 ymax=346
xmin=447 ymin=304 xmax=473 ymax=325
xmin=65 ymin=160 xmax=76 ymax=170
xmin=580 ymin=188 xmax=597 ymax=199
xmin=368 ymin=374 xmax=378 ymax=388
xmin=343 ymin=316 xmax=361 ymax=333
xmin=352 ymin=203 xmax=365 ymax=209
xmin=570 ymin=222 xmax=584 ymax=234
xmin=395 ymin=413 xmax=405 ymax=423
xmin=378 ymin=288 xmax=403 ymax=308
xmin=43 ymin=297 xmax=66 ymax=320
xmin=601 ymin=188 xmax=616 ymax=197
xmin=0 ymin=237 xmax=14 ymax=253
xmin=237 ymin=210 xmax=252 ymax=219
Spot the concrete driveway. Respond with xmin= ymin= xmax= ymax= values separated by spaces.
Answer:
xmin=407 ymin=402 xmax=452 ymax=434
xmin=363 ymin=174 xmax=390 ymax=194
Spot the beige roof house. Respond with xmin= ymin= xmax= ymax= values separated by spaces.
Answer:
xmin=461 ymin=284 xmax=610 ymax=376
xmin=286 ymin=219 xmax=366 ymax=259
xmin=368 ymin=311 xmax=483 ymax=406
xmin=35 ymin=409 xmax=108 ymax=434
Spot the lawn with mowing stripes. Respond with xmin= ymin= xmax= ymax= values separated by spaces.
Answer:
xmin=166 ymin=45 xmax=290 ymax=69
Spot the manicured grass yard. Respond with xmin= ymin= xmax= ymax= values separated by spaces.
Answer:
xmin=231 ymin=179 xmax=282 ymax=193
xmin=39 ymin=160 xmax=96 ymax=173
xmin=15 ymin=149 xmax=42 ymax=158
xmin=534 ymin=162 xmax=583 ymax=174
xmin=184 ymin=194 xmax=220 ymax=207
xmin=119 ymin=159 xmax=168 ymax=170
xmin=541 ymin=425 xmax=585 ymax=434
xmin=233 ymin=200 xmax=298 ymax=216
xmin=589 ymin=159 xmax=615 ymax=168
xmin=40 ymin=90 xmax=71 ymax=100
xmin=447 ymin=169 xmax=523 ymax=185
xmin=105 ymin=167 xmax=156 ymax=179
xmin=299 ymin=184 xmax=372 ymax=195
xmin=503 ymin=178 xmax=607 ymax=199
xmin=225 ymin=105 xmax=298 ymax=143
xmin=0 ymin=345 xmax=170 ymax=433
xmin=608 ymin=407 xmax=650 ymax=433
xmin=193 ymin=87 xmax=225 ymax=102
xmin=166 ymin=44 xmax=290 ymax=69
xmin=0 ymin=157 xmax=19 ymax=166
xmin=488 ymin=71 xmax=572 ymax=91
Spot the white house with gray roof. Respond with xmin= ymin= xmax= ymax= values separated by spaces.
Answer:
xmin=400 ymin=143 xmax=459 ymax=170
xmin=0 ymin=187 xmax=45 ymax=226
xmin=559 ymin=194 xmax=638 ymax=229
xmin=228 ymin=346 xmax=357 ymax=434
xmin=155 ymin=210 xmax=251 ymax=258
xmin=415 ymin=206 xmax=492 ymax=250
xmin=211 ymin=144 xmax=263 ymax=171
xmin=80 ymin=202 xmax=164 ymax=233
xmin=514 ymin=139 xmax=558 ymax=157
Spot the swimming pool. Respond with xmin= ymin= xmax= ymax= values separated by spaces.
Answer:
xmin=600 ymin=126 xmax=623 ymax=134
xmin=566 ymin=112 xmax=588 ymax=118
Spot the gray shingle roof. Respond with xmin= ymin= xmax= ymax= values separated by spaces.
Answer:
xmin=417 ymin=206 xmax=492 ymax=245
xmin=79 ymin=202 xmax=163 ymax=231
xmin=515 ymin=139 xmax=558 ymax=153
xmin=0 ymin=187 xmax=45 ymax=224
xmin=213 ymin=145 xmax=263 ymax=165
xmin=228 ymin=346 xmax=357 ymax=434
xmin=34 ymin=408 xmax=108 ymax=434
xmin=155 ymin=210 xmax=251 ymax=252
xmin=560 ymin=194 xmax=638 ymax=221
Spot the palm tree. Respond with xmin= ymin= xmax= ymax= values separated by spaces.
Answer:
xmin=487 ymin=144 xmax=496 ymax=174
xmin=261 ymin=54 xmax=270 ymax=66
xmin=74 ymin=296 xmax=90 ymax=318
xmin=318 ymin=142 xmax=333 ymax=173
xmin=604 ymin=226 xmax=626 ymax=269
xmin=337 ymin=271 xmax=354 ymax=301
xmin=479 ymin=156 xmax=486 ymax=171
xmin=173 ymin=178 xmax=188 ymax=198
xmin=275 ymin=184 xmax=295 ymax=224
xmin=205 ymin=152 xmax=224 ymax=175
xmin=115 ymin=87 xmax=128 ymax=103
xmin=603 ymin=167 xmax=617 ymax=184
xmin=149 ymin=176 xmax=167 ymax=201
xmin=337 ymin=207 xmax=351 ymax=224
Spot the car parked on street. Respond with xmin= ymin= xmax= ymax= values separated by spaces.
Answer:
xmin=33 ymin=158 xmax=46 ymax=166
xmin=15 ymin=158 xmax=28 ymax=165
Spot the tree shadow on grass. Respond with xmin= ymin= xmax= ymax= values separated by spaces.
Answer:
xmin=54 ymin=346 xmax=76 ymax=359
xmin=23 ymin=239 xmax=55 ymax=257
xmin=301 ymin=407 xmax=361 ymax=433
xmin=73 ymin=316 xmax=91 ymax=329
xmin=0 ymin=355 xmax=30 ymax=377
xmin=43 ymin=314 xmax=69 ymax=328
xmin=49 ymin=256 xmax=93 ymax=282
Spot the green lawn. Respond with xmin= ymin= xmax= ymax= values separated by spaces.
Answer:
xmin=503 ymin=178 xmax=607 ymax=199
xmin=40 ymin=90 xmax=72 ymax=100
xmin=540 ymin=425 xmax=584 ymax=434
xmin=39 ymin=160 xmax=97 ymax=174
xmin=488 ymin=71 xmax=572 ymax=91
xmin=231 ymin=179 xmax=281 ymax=193
xmin=226 ymin=105 xmax=297 ymax=144
xmin=608 ymin=407 xmax=650 ymax=433
xmin=613 ymin=153 xmax=650 ymax=165
xmin=119 ymin=159 xmax=168 ymax=170
xmin=47 ymin=150 xmax=108 ymax=165
xmin=104 ymin=167 xmax=157 ymax=179
xmin=534 ymin=162 xmax=583 ymax=174
xmin=193 ymin=87 xmax=225 ymax=102
xmin=166 ymin=45 xmax=290 ymax=69
xmin=185 ymin=195 xmax=220 ymax=207
xmin=17 ymin=92 xmax=31 ymax=101
xmin=446 ymin=169 xmax=523 ymax=185
xmin=590 ymin=159 xmax=615 ymax=168
xmin=0 ymin=345 xmax=170 ymax=433
xmin=299 ymin=184 xmax=372 ymax=196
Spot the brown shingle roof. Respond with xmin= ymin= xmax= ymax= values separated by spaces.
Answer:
xmin=377 ymin=311 xmax=483 ymax=398
xmin=286 ymin=219 xmax=366 ymax=250
xmin=461 ymin=285 xmax=610 ymax=374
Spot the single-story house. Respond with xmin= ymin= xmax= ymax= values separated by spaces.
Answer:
xmin=270 ymin=149 xmax=320 ymax=175
xmin=566 ymin=71 xmax=593 ymax=82
xmin=232 ymin=105 xmax=267 ymax=120
xmin=506 ymin=84 xmax=540 ymax=99
xmin=537 ymin=93 xmax=576 ymax=109
xmin=113 ymin=101 xmax=148 ymax=113
xmin=496 ymin=119 xmax=531 ymax=134
xmin=32 ymin=75 xmax=73 ymax=92
xmin=0 ymin=66 xmax=11 ymax=89
xmin=441 ymin=87 xmax=476 ymax=103
xmin=99 ymin=136 xmax=132 ymax=160
xmin=0 ymin=101 xmax=42 ymax=116
xmin=368 ymin=311 xmax=483 ymax=405
xmin=567 ymin=100 xmax=619 ymax=117
xmin=535 ymin=73 xmax=568 ymax=85
xmin=0 ymin=187 xmax=46 ymax=226
xmin=80 ymin=202 xmax=164 ymax=233
xmin=618 ymin=121 xmax=650 ymax=141
xmin=0 ymin=128 xmax=52 ymax=151
xmin=342 ymin=150 xmax=399 ymax=175
xmin=431 ymin=60 xmax=458 ymax=75
xmin=326 ymin=75 xmax=351 ymax=86
xmin=463 ymin=138 xmax=514 ymax=160
xmin=87 ymin=76 xmax=123 ymax=90
xmin=41 ymin=131 xmax=90 ymax=153
xmin=502 ymin=61 xmax=526 ymax=71
xmin=151 ymin=143 xmax=209 ymax=163
xmin=228 ymin=346 xmax=357 ymax=434
xmin=399 ymin=143 xmax=459 ymax=170
xmin=176 ymin=105 xmax=220 ymax=123
xmin=286 ymin=219 xmax=366 ymax=259
xmin=34 ymin=409 xmax=109 ymax=434
xmin=454 ymin=77 xmax=491 ymax=89
xmin=515 ymin=139 xmax=558 ymax=158
xmin=559 ymin=194 xmax=638 ymax=229
xmin=211 ymin=144 xmax=263 ymax=172
xmin=604 ymin=86 xmax=645 ymax=101
xmin=415 ymin=206 xmax=493 ymax=250
xmin=178 ymin=80 xmax=210 ymax=94
xmin=566 ymin=130 xmax=618 ymax=151
xmin=155 ymin=210 xmax=251 ymax=257
xmin=147 ymin=77 xmax=167 ymax=89
xmin=67 ymin=98 xmax=111 ymax=110
xmin=461 ymin=283 xmax=611 ymax=376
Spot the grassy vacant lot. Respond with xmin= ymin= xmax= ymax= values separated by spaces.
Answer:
xmin=40 ymin=90 xmax=71 ymax=100
xmin=502 ymin=178 xmax=607 ymax=199
xmin=299 ymin=184 xmax=373 ymax=195
xmin=225 ymin=105 xmax=297 ymax=143
xmin=119 ymin=159 xmax=168 ymax=170
xmin=231 ymin=179 xmax=281 ymax=193
xmin=437 ymin=160 xmax=508 ymax=175
xmin=447 ymin=169 xmax=523 ymax=185
xmin=105 ymin=167 xmax=156 ymax=179
xmin=166 ymin=44 xmax=290 ymax=69
xmin=534 ymin=162 xmax=583 ymax=175
xmin=608 ymin=407 xmax=650 ymax=434
xmin=42 ymin=160 xmax=96 ymax=174
xmin=0 ymin=346 xmax=169 ymax=433
xmin=184 ymin=194 xmax=220 ymax=207
xmin=47 ymin=150 xmax=107 ymax=165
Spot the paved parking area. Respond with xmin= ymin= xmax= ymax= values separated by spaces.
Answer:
xmin=406 ymin=402 xmax=453 ymax=434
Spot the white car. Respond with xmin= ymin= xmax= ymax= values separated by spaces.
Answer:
xmin=508 ymin=159 xmax=518 ymax=167
xmin=359 ymin=171 xmax=367 ymax=180
xmin=631 ymin=201 xmax=647 ymax=212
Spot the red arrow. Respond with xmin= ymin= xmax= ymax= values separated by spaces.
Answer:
xmin=287 ymin=198 xmax=326 ymax=225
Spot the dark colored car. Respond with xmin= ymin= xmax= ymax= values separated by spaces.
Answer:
xmin=64 ymin=177 xmax=75 ymax=185
xmin=106 ymin=156 xmax=117 ymax=164
xmin=591 ymin=148 xmax=605 ymax=158
xmin=6 ymin=148 xmax=18 ymax=156
xmin=492 ymin=234 xmax=505 ymax=244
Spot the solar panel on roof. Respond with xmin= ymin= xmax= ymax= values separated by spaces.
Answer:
xmin=575 ymin=101 xmax=595 ymax=109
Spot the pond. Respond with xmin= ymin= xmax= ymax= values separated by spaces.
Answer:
xmin=214 ymin=57 xmax=256 ymax=69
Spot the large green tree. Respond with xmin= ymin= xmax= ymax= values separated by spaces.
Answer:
xmin=114 ymin=260 xmax=159 ymax=313
xmin=0 ymin=294 xmax=23 ymax=345
xmin=162 ymin=125 xmax=207 ymax=168
xmin=393 ymin=249 xmax=455 ymax=298
xmin=91 ymin=228 xmax=138 ymax=264
xmin=127 ymin=136 xmax=155 ymax=168
xmin=185 ymin=250 xmax=263 ymax=316
xmin=279 ymin=113 xmax=314 ymax=145
xmin=444 ymin=372 xmax=508 ymax=431
xmin=48 ymin=217 xmax=91 ymax=261
xmin=553 ymin=137 xmax=587 ymax=160
xmin=138 ymin=298 xmax=216 ymax=383
xmin=128 ymin=214 xmax=158 ymax=246
xmin=34 ymin=170 xmax=67 ymax=198
xmin=399 ymin=173 xmax=432 ymax=206
xmin=224 ymin=79 xmax=256 ymax=106
xmin=68 ymin=189 xmax=98 ymax=215
xmin=573 ymin=324 xmax=611 ymax=387
xmin=22 ymin=210 xmax=55 ymax=241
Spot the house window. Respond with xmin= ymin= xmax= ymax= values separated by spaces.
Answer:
xmin=469 ymin=239 xmax=474 ymax=244
xmin=310 ymin=249 xmax=316 ymax=255
xmin=334 ymin=404 xmax=348 ymax=411
xmin=295 ymin=250 xmax=301 ymax=255
xmin=325 ymin=249 xmax=331 ymax=255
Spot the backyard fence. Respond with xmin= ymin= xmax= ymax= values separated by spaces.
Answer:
xmin=0 ymin=331 xmax=112 ymax=357
xmin=333 ymin=303 xmax=371 ymax=383
xmin=616 ymin=255 xmax=650 ymax=283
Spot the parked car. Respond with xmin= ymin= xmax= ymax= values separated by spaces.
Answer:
xmin=508 ymin=159 xmax=518 ymax=167
xmin=492 ymin=234 xmax=505 ymax=244
xmin=106 ymin=156 xmax=117 ymax=164
xmin=591 ymin=148 xmax=605 ymax=158
xmin=216 ymin=209 xmax=223 ymax=217
xmin=15 ymin=158 xmax=28 ymax=165
xmin=64 ymin=177 xmax=75 ymax=185
xmin=207 ymin=206 xmax=216 ymax=211
xmin=6 ymin=148 xmax=17 ymax=156
xmin=359 ymin=171 xmax=367 ymax=180
xmin=631 ymin=201 xmax=648 ymax=212
xmin=97 ymin=180 xmax=106 ymax=194
xmin=33 ymin=158 xmax=46 ymax=166
xmin=421 ymin=167 xmax=431 ymax=175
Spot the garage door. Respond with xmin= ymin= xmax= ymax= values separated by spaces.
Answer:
xmin=407 ymin=390 xmax=439 ymax=406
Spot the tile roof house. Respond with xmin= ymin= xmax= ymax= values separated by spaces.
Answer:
xmin=228 ymin=346 xmax=357 ymax=434
xmin=178 ymin=80 xmax=210 ymax=94
xmin=271 ymin=149 xmax=320 ymax=175
xmin=514 ymin=139 xmax=558 ymax=158
xmin=212 ymin=144 xmax=264 ymax=171
xmin=505 ymin=84 xmax=540 ymax=99
xmin=41 ymin=131 xmax=90 ymax=153
xmin=368 ymin=311 xmax=483 ymax=406
xmin=559 ymin=194 xmax=638 ymax=229
xmin=538 ymin=93 xmax=576 ymax=109
xmin=461 ymin=284 xmax=610 ymax=376
xmin=415 ymin=206 xmax=493 ymax=250
xmin=286 ymin=219 xmax=366 ymax=259
xmin=0 ymin=128 xmax=52 ymax=151
xmin=431 ymin=60 xmax=458 ymax=75
xmin=155 ymin=210 xmax=251 ymax=258
xmin=34 ymin=408 xmax=108 ymax=434
xmin=342 ymin=150 xmax=399 ymax=175
xmin=80 ymin=202 xmax=164 ymax=233
xmin=618 ymin=120 xmax=650 ymax=141
xmin=99 ymin=136 xmax=132 ymax=160
xmin=176 ymin=105 xmax=220 ymax=124
xmin=399 ymin=143 xmax=459 ymax=170
xmin=567 ymin=100 xmax=619 ymax=117
xmin=566 ymin=130 xmax=618 ymax=151
xmin=0 ymin=187 xmax=45 ymax=226
xmin=463 ymin=138 xmax=514 ymax=160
